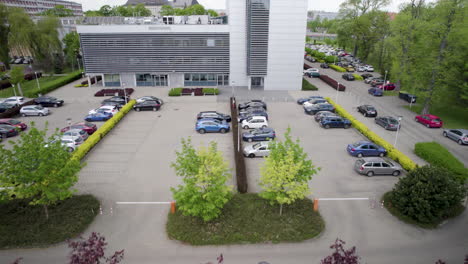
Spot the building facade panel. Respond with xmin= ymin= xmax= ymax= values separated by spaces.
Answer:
xmin=0 ymin=0 xmax=83 ymax=16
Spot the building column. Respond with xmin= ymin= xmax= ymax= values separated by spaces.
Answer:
xmin=87 ymin=76 xmax=91 ymax=87
xmin=248 ymin=76 xmax=251 ymax=90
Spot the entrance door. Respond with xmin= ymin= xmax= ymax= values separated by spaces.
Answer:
xmin=152 ymin=75 xmax=168 ymax=86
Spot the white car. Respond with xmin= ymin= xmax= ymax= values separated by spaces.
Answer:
xmin=20 ymin=105 xmax=49 ymax=116
xmin=357 ymin=66 xmax=366 ymax=72
xmin=243 ymin=142 xmax=270 ymax=158
xmin=62 ymin=129 xmax=89 ymax=141
xmin=303 ymin=68 xmax=320 ymax=74
xmin=2 ymin=96 xmax=24 ymax=106
xmin=303 ymin=98 xmax=327 ymax=108
xmin=61 ymin=135 xmax=83 ymax=145
xmin=365 ymin=65 xmax=374 ymax=72
xmin=46 ymin=137 xmax=79 ymax=152
xmin=88 ymin=105 xmax=119 ymax=116
xmin=241 ymin=116 xmax=268 ymax=129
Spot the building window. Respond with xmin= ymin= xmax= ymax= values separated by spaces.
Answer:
xmin=184 ymin=73 xmax=223 ymax=86
xmin=251 ymin=77 xmax=264 ymax=88
xmin=104 ymin=74 xmax=121 ymax=87
xmin=136 ymin=74 xmax=168 ymax=86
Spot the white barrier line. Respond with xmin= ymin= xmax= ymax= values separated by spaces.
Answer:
xmin=116 ymin=202 xmax=172 ymax=205
xmin=318 ymin=198 xmax=369 ymax=201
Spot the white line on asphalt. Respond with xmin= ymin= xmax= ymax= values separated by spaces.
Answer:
xmin=116 ymin=202 xmax=172 ymax=205
xmin=318 ymin=198 xmax=369 ymax=201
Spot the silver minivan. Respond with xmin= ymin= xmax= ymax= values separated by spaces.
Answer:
xmin=354 ymin=157 xmax=402 ymax=176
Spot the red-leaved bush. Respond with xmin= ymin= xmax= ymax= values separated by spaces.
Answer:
xmin=321 ymin=238 xmax=360 ymax=264
xmin=68 ymin=232 xmax=124 ymax=264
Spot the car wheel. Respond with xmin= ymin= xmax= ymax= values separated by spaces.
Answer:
xmin=392 ymin=170 xmax=400 ymax=176
xmin=220 ymin=128 xmax=227 ymax=134
xmin=443 ymin=132 xmax=447 ymax=137
xmin=67 ymin=147 xmax=74 ymax=152
xmin=54 ymin=104 xmax=58 ymax=108
xmin=344 ymin=125 xmax=350 ymax=129
xmin=152 ymin=107 xmax=157 ymax=111
xmin=248 ymin=138 xmax=253 ymax=142
xmin=198 ymin=129 xmax=206 ymax=134
xmin=367 ymin=171 xmax=374 ymax=177
xmin=458 ymin=140 xmax=463 ymax=145
xmin=248 ymin=153 xmax=255 ymax=158
xmin=21 ymin=113 xmax=26 ymax=117
xmin=324 ymin=124 xmax=330 ymax=129
xmin=357 ymin=153 xmax=363 ymax=158
xmin=262 ymin=125 xmax=267 ymax=128
xmin=379 ymin=152 xmax=385 ymax=157
xmin=426 ymin=124 xmax=430 ymax=128
xmin=243 ymin=125 xmax=249 ymax=129
xmin=39 ymin=113 xmax=44 ymax=116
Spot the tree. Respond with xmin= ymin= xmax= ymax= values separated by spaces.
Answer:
xmin=259 ymin=128 xmax=320 ymax=215
xmin=388 ymin=166 xmax=466 ymax=224
xmin=0 ymin=3 xmax=10 ymax=69
xmin=7 ymin=7 xmax=35 ymax=56
xmin=63 ymin=32 xmax=80 ymax=71
xmin=207 ymin=9 xmax=219 ymax=17
xmin=99 ymin=5 xmax=113 ymax=16
xmin=133 ymin=3 xmax=151 ymax=16
xmin=186 ymin=4 xmax=206 ymax=15
xmin=41 ymin=5 xmax=73 ymax=17
xmin=9 ymin=66 xmax=24 ymax=96
xmin=171 ymin=138 xmax=232 ymax=221
xmin=321 ymin=239 xmax=361 ymax=264
xmin=68 ymin=232 xmax=124 ymax=264
xmin=0 ymin=123 xmax=82 ymax=219
xmin=160 ymin=5 xmax=175 ymax=16
xmin=30 ymin=16 xmax=62 ymax=73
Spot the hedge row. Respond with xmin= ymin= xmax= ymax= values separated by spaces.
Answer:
xmin=71 ymin=100 xmax=136 ymax=161
xmin=94 ymin=88 xmax=134 ymax=97
xmin=0 ymin=72 xmax=43 ymax=90
xmin=302 ymin=78 xmax=318 ymax=91
xmin=24 ymin=71 xmax=82 ymax=98
xmin=319 ymin=75 xmax=346 ymax=91
xmin=352 ymin=74 xmax=364 ymax=81
xmin=415 ymin=142 xmax=467 ymax=182
xmin=326 ymin=97 xmax=418 ymax=172
xmin=330 ymin=64 xmax=347 ymax=72
xmin=230 ymin=97 xmax=248 ymax=193
xmin=168 ymin=88 xmax=219 ymax=96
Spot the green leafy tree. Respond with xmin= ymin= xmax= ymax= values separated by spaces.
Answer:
xmin=30 ymin=16 xmax=62 ymax=73
xmin=133 ymin=3 xmax=151 ymax=16
xmin=0 ymin=123 xmax=82 ymax=219
xmin=207 ymin=9 xmax=219 ymax=17
xmin=186 ymin=4 xmax=206 ymax=15
xmin=0 ymin=3 xmax=10 ymax=69
xmin=9 ymin=66 xmax=24 ymax=96
xmin=259 ymin=128 xmax=320 ymax=215
xmin=99 ymin=5 xmax=113 ymax=16
xmin=62 ymin=32 xmax=80 ymax=71
xmin=7 ymin=7 xmax=35 ymax=56
xmin=84 ymin=10 xmax=103 ymax=17
xmin=41 ymin=5 xmax=73 ymax=17
xmin=160 ymin=5 xmax=175 ymax=16
xmin=388 ymin=166 xmax=466 ymax=224
xmin=171 ymin=138 xmax=232 ymax=221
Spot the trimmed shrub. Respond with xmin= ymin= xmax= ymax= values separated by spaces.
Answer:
xmin=324 ymin=56 xmax=337 ymax=64
xmin=202 ymin=88 xmax=219 ymax=95
xmin=415 ymin=142 xmax=468 ymax=182
xmin=302 ymin=78 xmax=318 ymax=91
xmin=23 ymin=71 xmax=82 ymax=98
xmin=193 ymin=88 xmax=203 ymax=96
xmin=352 ymin=74 xmax=364 ymax=81
xmin=74 ymin=84 xmax=88 ymax=88
xmin=230 ymin=97 xmax=248 ymax=193
xmin=329 ymin=64 xmax=347 ymax=72
xmin=304 ymin=63 xmax=311 ymax=70
xmin=94 ymin=88 xmax=134 ymax=97
xmin=326 ymin=97 xmax=418 ymax=172
xmin=72 ymin=100 xmax=136 ymax=161
xmin=168 ymin=88 xmax=183 ymax=96
xmin=319 ymin=75 xmax=346 ymax=91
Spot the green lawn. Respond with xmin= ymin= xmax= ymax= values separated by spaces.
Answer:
xmin=383 ymin=90 xmax=399 ymax=96
xmin=404 ymin=104 xmax=468 ymax=129
xmin=166 ymin=193 xmax=325 ymax=245
xmin=302 ymin=78 xmax=319 ymax=91
xmin=0 ymin=76 xmax=61 ymax=98
xmin=0 ymin=195 xmax=99 ymax=248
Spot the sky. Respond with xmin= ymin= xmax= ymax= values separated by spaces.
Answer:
xmin=75 ymin=0 xmax=410 ymax=13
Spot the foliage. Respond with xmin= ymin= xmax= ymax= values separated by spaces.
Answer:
xmin=85 ymin=4 xmax=151 ymax=17
xmin=171 ymin=138 xmax=233 ymax=221
xmin=31 ymin=16 xmax=63 ymax=73
xmin=0 ymin=4 xmax=9 ymax=69
xmin=259 ymin=128 xmax=320 ymax=215
xmin=166 ymin=193 xmax=325 ymax=245
xmin=68 ymin=232 xmax=124 ymax=264
xmin=207 ymin=9 xmax=219 ymax=17
xmin=386 ymin=166 xmax=466 ymax=225
xmin=352 ymin=74 xmax=364 ymax=80
xmin=324 ymin=55 xmax=338 ymax=63
xmin=9 ymin=66 xmax=24 ymax=85
xmin=0 ymin=123 xmax=82 ymax=219
xmin=6 ymin=7 xmax=35 ymax=56
xmin=41 ymin=5 xmax=73 ymax=17
xmin=63 ymin=32 xmax=80 ymax=71
xmin=302 ymin=78 xmax=318 ymax=90
xmin=168 ymin=87 xmax=183 ymax=96
xmin=307 ymin=17 xmax=340 ymax=34
xmin=202 ymin=88 xmax=219 ymax=95
xmin=415 ymin=142 xmax=467 ymax=182
xmin=0 ymin=194 xmax=99 ymax=248
xmin=161 ymin=4 xmax=208 ymax=16
xmin=319 ymin=75 xmax=346 ymax=91
xmin=330 ymin=64 xmax=347 ymax=72
xmin=321 ymin=239 xmax=361 ymax=264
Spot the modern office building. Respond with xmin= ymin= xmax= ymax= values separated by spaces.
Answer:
xmin=0 ymin=0 xmax=83 ymax=16
xmin=77 ymin=0 xmax=308 ymax=90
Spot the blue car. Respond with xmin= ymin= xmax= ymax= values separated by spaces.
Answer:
xmin=319 ymin=116 xmax=351 ymax=129
xmin=297 ymin=96 xmax=324 ymax=105
xmin=347 ymin=141 xmax=387 ymax=158
xmin=368 ymin=87 xmax=383 ymax=96
xmin=196 ymin=118 xmax=230 ymax=134
xmin=84 ymin=112 xmax=112 ymax=122
xmin=242 ymin=127 xmax=276 ymax=142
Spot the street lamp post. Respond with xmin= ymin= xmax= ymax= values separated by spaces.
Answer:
xmin=394 ymin=116 xmax=402 ymax=147
xmin=383 ymin=70 xmax=388 ymax=89
xmin=66 ymin=118 xmax=72 ymax=132
xmin=12 ymin=84 xmax=17 ymax=97
xmin=231 ymin=80 xmax=235 ymax=96
xmin=122 ymin=82 xmax=128 ymax=104
xmin=35 ymin=72 xmax=41 ymax=91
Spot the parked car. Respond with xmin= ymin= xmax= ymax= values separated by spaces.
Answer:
xmin=377 ymin=83 xmax=396 ymax=91
xmin=20 ymin=105 xmax=49 ymax=116
xmin=319 ymin=116 xmax=351 ymax=129
xmin=375 ymin=116 xmax=401 ymax=131
xmin=304 ymin=103 xmax=335 ymax=115
xmin=342 ymin=73 xmax=355 ymax=81
xmin=320 ymin=63 xmax=330 ymax=68
xmin=398 ymin=92 xmax=417 ymax=103
xmin=60 ymin=122 xmax=97 ymax=134
xmin=241 ymin=116 xmax=268 ymax=129
xmin=303 ymin=98 xmax=327 ymax=108
xmin=62 ymin=129 xmax=89 ymax=141
xmin=361 ymin=73 xmax=373 ymax=80
xmin=357 ymin=66 xmax=366 ymax=72
xmin=238 ymin=100 xmax=267 ymax=111
xmin=133 ymin=100 xmax=161 ymax=112
xmin=346 ymin=66 xmax=355 ymax=72
xmin=101 ymin=100 xmax=125 ymax=108
xmin=370 ymin=79 xmax=384 ymax=87
xmin=365 ymin=65 xmax=375 ymax=72
xmin=354 ymin=157 xmax=402 ymax=176
xmin=101 ymin=96 xmax=128 ymax=108
xmin=2 ymin=96 xmax=24 ymax=106
xmin=347 ymin=141 xmax=386 ymax=158
xmin=296 ymin=95 xmax=324 ymax=105
xmin=415 ymin=114 xmax=443 ymax=128
xmin=197 ymin=111 xmax=231 ymax=122
xmin=0 ymin=103 xmax=15 ymax=113
xmin=0 ymin=125 xmax=19 ymax=138
xmin=89 ymin=105 xmax=119 ymax=116
xmin=47 ymin=138 xmax=78 ymax=152
xmin=195 ymin=118 xmax=230 ymax=134
xmin=84 ymin=112 xmax=112 ymax=122
xmin=357 ymin=105 xmax=377 ymax=117
xmin=136 ymin=96 xmax=163 ymax=105
xmin=443 ymin=129 xmax=468 ymax=145
xmin=0 ymin=119 xmax=27 ymax=131
xmin=242 ymin=127 xmax=275 ymax=142
xmin=34 ymin=96 xmax=64 ymax=107
xmin=365 ymin=77 xmax=379 ymax=84
xmin=243 ymin=142 xmax=270 ymax=158
xmin=368 ymin=87 xmax=383 ymax=96
xmin=314 ymin=111 xmax=338 ymax=122
xmin=238 ymin=109 xmax=269 ymax=122
xmin=304 ymin=68 xmax=320 ymax=78
xmin=61 ymin=135 xmax=84 ymax=146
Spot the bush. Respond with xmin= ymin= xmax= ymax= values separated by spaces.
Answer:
xmin=324 ymin=55 xmax=338 ymax=64
xmin=326 ymin=97 xmax=418 ymax=171
xmin=72 ymin=100 xmax=136 ymax=161
xmin=94 ymin=88 xmax=134 ymax=97
xmin=319 ymin=75 xmax=346 ymax=91
xmin=329 ymin=64 xmax=347 ymax=72
xmin=202 ymin=88 xmax=219 ymax=95
xmin=74 ymin=84 xmax=88 ymax=88
xmin=386 ymin=166 xmax=466 ymax=226
xmin=23 ymin=71 xmax=82 ymax=98
xmin=415 ymin=142 xmax=468 ymax=182
xmin=302 ymin=78 xmax=318 ymax=91
xmin=352 ymin=74 xmax=364 ymax=81
xmin=168 ymin=88 xmax=183 ymax=96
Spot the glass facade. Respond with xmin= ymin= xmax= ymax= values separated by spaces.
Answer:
xmin=184 ymin=73 xmax=229 ymax=86
xmin=104 ymin=74 xmax=121 ymax=87
xmin=136 ymin=74 xmax=168 ymax=86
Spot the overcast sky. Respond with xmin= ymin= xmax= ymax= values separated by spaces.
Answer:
xmin=76 ymin=0 xmax=410 ymax=13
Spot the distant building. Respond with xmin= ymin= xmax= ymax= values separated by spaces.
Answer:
xmin=125 ymin=0 xmax=200 ymax=16
xmin=0 ymin=0 xmax=83 ymax=16
xmin=308 ymin=10 xmax=340 ymax=21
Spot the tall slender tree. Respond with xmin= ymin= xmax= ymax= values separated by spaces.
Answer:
xmin=0 ymin=4 xmax=10 ymax=69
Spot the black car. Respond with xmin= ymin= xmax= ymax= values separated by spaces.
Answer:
xmin=101 ymin=96 xmax=128 ymax=108
xmin=398 ymin=92 xmax=417 ymax=103
xmin=342 ymin=73 xmax=355 ymax=81
xmin=375 ymin=116 xmax=400 ymax=131
xmin=137 ymin=96 xmax=164 ymax=105
xmin=304 ymin=103 xmax=335 ymax=115
xmin=357 ymin=105 xmax=378 ymax=117
xmin=0 ymin=125 xmax=19 ymax=138
xmin=361 ymin=73 xmax=373 ymax=80
xmin=238 ymin=100 xmax=267 ymax=111
xmin=0 ymin=103 xmax=15 ymax=113
xmin=34 ymin=96 xmax=64 ymax=107
xmin=238 ymin=109 xmax=269 ymax=122
xmin=296 ymin=96 xmax=324 ymax=105
xmin=133 ymin=100 xmax=161 ymax=111
xmin=197 ymin=111 xmax=231 ymax=122
xmin=320 ymin=63 xmax=330 ymax=68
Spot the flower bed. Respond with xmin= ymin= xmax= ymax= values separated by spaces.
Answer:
xmin=319 ymin=75 xmax=346 ymax=91
xmin=168 ymin=88 xmax=219 ymax=96
xmin=94 ymin=88 xmax=134 ymax=97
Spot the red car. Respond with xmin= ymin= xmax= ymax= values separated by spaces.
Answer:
xmin=61 ymin=122 xmax=97 ymax=135
xmin=377 ymin=83 xmax=396 ymax=91
xmin=0 ymin=118 xmax=27 ymax=131
xmin=415 ymin=114 xmax=443 ymax=128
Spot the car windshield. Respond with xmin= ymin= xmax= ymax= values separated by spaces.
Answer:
xmin=8 ymin=120 xmax=21 ymax=125
xmin=433 ymin=118 xmax=441 ymax=122
xmin=253 ymin=143 xmax=262 ymax=149
xmin=367 ymin=107 xmax=375 ymax=111
xmin=356 ymin=159 xmax=365 ymax=166
xmin=84 ymin=122 xmax=94 ymax=127
xmin=352 ymin=142 xmax=362 ymax=147
xmin=388 ymin=118 xmax=398 ymax=124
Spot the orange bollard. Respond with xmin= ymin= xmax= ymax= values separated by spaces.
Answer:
xmin=170 ymin=201 xmax=176 ymax=214
xmin=313 ymin=199 xmax=319 ymax=212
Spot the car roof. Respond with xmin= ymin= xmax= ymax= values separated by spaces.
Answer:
xmin=66 ymin=129 xmax=84 ymax=133
xmin=254 ymin=127 xmax=274 ymax=132
xmin=248 ymin=116 xmax=267 ymax=120
xmin=361 ymin=157 xmax=385 ymax=162
xmin=424 ymin=114 xmax=440 ymax=119
xmin=452 ymin=129 xmax=468 ymax=133
xmin=198 ymin=118 xmax=221 ymax=122
xmin=355 ymin=141 xmax=374 ymax=145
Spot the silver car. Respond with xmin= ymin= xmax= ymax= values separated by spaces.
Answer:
xmin=20 ymin=105 xmax=49 ymax=116
xmin=243 ymin=142 xmax=270 ymax=158
xmin=63 ymin=129 xmax=89 ymax=141
xmin=354 ymin=157 xmax=402 ymax=176
xmin=443 ymin=129 xmax=468 ymax=145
